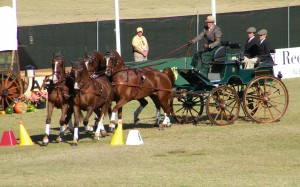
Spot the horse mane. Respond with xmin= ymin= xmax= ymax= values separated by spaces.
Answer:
xmin=162 ymin=67 xmax=175 ymax=86
xmin=113 ymin=50 xmax=123 ymax=63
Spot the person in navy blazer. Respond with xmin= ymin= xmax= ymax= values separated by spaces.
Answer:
xmin=242 ymin=27 xmax=260 ymax=69
xmin=257 ymin=29 xmax=274 ymax=67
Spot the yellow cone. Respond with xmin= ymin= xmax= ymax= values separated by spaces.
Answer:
xmin=110 ymin=120 xmax=124 ymax=146
xmin=19 ymin=121 xmax=34 ymax=146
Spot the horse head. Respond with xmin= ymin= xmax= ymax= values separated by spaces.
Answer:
xmin=50 ymin=51 xmax=66 ymax=84
xmin=84 ymin=51 xmax=107 ymax=75
xmin=71 ymin=57 xmax=88 ymax=90
xmin=105 ymin=50 xmax=124 ymax=76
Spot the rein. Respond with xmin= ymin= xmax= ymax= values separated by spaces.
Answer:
xmin=129 ymin=43 xmax=190 ymax=68
xmin=113 ymin=82 xmax=205 ymax=97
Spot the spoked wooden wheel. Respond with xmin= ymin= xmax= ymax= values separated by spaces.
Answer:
xmin=172 ymin=89 xmax=204 ymax=124
xmin=0 ymin=69 xmax=23 ymax=110
xmin=206 ymin=86 xmax=240 ymax=126
xmin=243 ymin=75 xmax=289 ymax=123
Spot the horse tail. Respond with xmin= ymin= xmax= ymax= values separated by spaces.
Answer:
xmin=162 ymin=67 xmax=175 ymax=87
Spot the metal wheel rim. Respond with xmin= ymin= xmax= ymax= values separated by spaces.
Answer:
xmin=243 ymin=75 xmax=289 ymax=123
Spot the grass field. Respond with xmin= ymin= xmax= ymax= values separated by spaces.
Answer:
xmin=0 ymin=78 xmax=299 ymax=186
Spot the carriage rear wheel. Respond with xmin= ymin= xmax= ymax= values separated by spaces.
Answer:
xmin=172 ymin=89 xmax=204 ymax=124
xmin=0 ymin=69 xmax=23 ymax=110
xmin=243 ymin=75 xmax=289 ymax=123
xmin=206 ymin=86 xmax=240 ymax=126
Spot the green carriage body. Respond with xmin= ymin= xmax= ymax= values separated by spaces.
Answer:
xmin=173 ymin=43 xmax=288 ymax=125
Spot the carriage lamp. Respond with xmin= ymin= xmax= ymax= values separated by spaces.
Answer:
xmin=25 ymin=65 xmax=35 ymax=78
xmin=29 ymin=27 xmax=34 ymax=45
xmin=29 ymin=34 xmax=33 ymax=44
xmin=277 ymin=71 xmax=283 ymax=80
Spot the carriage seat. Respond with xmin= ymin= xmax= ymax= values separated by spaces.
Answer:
xmin=213 ymin=46 xmax=226 ymax=63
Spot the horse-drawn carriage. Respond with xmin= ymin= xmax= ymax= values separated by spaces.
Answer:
xmin=41 ymin=42 xmax=289 ymax=146
xmin=172 ymin=42 xmax=289 ymax=126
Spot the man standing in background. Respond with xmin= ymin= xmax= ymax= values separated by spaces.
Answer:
xmin=132 ymin=27 xmax=149 ymax=62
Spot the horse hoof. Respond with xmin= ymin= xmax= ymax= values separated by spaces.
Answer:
xmin=100 ymin=130 xmax=107 ymax=137
xmin=93 ymin=135 xmax=100 ymax=141
xmin=108 ymin=127 xmax=115 ymax=133
xmin=41 ymin=141 xmax=49 ymax=146
xmin=134 ymin=118 xmax=140 ymax=125
xmin=71 ymin=142 xmax=78 ymax=147
xmin=158 ymin=124 xmax=166 ymax=130
xmin=55 ymin=136 xmax=63 ymax=143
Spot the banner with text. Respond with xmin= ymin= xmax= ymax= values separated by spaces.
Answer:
xmin=273 ymin=47 xmax=300 ymax=79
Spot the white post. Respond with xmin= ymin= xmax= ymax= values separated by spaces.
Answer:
xmin=97 ymin=19 xmax=99 ymax=51
xmin=12 ymin=0 xmax=16 ymax=14
xmin=114 ymin=0 xmax=121 ymax=56
xmin=211 ymin=0 xmax=216 ymax=24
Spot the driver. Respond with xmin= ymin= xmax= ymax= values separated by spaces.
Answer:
xmin=188 ymin=15 xmax=222 ymax=78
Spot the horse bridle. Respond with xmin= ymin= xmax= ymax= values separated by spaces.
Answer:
xmin=51 ymin=57 xmax=66 ymax=85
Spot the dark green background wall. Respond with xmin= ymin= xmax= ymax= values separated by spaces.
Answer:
xmin=17 ymin=6 xmax=300 ymax=70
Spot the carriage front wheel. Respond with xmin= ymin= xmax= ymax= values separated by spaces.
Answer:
xmin=172 ymin=89 xmax=204 ymax=124
xmin=243 ymin=75 xmax=289 ymax=123
xmin=0 ymin=69 xmax=23 ymax=110
xmin=206 ymin=86 xmax=240 ymax=126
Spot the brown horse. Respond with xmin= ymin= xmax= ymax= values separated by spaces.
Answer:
xmin=42 ymin=51 xmax=75 ymax=146
xmin=85 ymin=51 xmax=163 ymax=130
xmin=71 ymin=57 xmax=113 ymax=146
xmin=105 ymin=50 xmax=175 ymax=130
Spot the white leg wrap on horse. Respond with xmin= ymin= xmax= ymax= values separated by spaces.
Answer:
xmin=110 ymin=112 xmax=116 ymax=121
xmin=74 ymin=128 xmax=79 ymax=140
xmin=60 ymin=126 xmax=66 ymax=134
xmin=45 ymin=124 xmax=50 ymax=135
xmin=162 ymin=113 xmax=170 ymax=125
xmin=134 ymin=106 xmax=144 ymax=120
xmin=96 ymin=115 xmax=105 ymax=134
xmin=99 ymin=115 xmax=105 ymax=130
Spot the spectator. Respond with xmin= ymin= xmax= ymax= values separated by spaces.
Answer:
xmin=132 ymin=27 xmax=149 ymax=62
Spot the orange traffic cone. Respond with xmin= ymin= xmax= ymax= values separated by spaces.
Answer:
xmin=109 ymin=120 xmax=124 ymax=146
xmin=0 ymin=131 xmax=17 ymax=146
xmin=19 ymin=121 xmax=34 ymax=146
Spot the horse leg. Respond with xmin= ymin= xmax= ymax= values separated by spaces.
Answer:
xmin=133 ymin=98 xmax=148 ymax=125
xmin=56 ymin=104 xmax=69 ymax=143
xmin=72 ymin=105 xmax=81 ymax=146
xmin=94 ymin=113 xmax=107 ymax=140
xmin=149 ymin=95 xmax=161 ymax=127
xmin=157 ymin=93 xmax=172 ymax=128
xmin=65 ymin=103 xmax=74 ymax=133
xmin=42 ymin=102 xmax=55 ymax=146
xmin=83 ymin=107 xmax=94 ymax=132
xmin=109 ymin=99 xmax=128 ymax=133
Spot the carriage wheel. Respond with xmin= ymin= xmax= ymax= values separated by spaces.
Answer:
xmin=172 ymin=89 xmax=204 ymax=124
xmin=206 ymin=86 xmax=240 ymax=126
xmin=243 ymin=75 xmax=289 ymax=123
xmin=0 ymin=69 xmax=23 ymax=110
